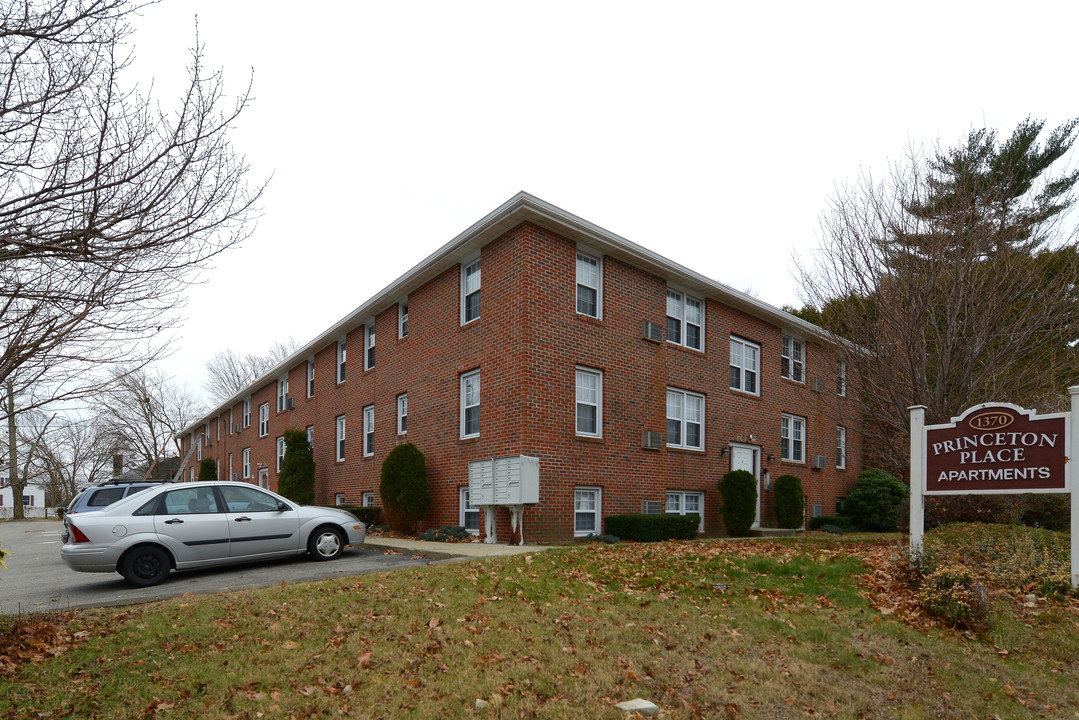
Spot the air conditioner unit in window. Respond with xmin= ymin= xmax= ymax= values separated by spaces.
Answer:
xmin=642 ymin=430 xmax=662 ymax=450
xmin=233 ymin=424 xmax=241 ymax=434
xmin=641 ymin=500 xmax=663 ymax=514
xmin=286 ymin=397 xmax=295 ymax=410
xmin=811 ymin=377 xmax=825 ymax=393
xmin=812 ymin=454 xmax=827 ymax=469
xmin=642 ymin=321 xmax=663 ymax=343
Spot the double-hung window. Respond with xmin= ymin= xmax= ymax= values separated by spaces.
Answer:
xmin=397 ymin=393 xmax=408 ymax=434
xmin=575 ymin=367 xmax=602 ymax=437
xmin=574 ymin=487 xmax=601 ymax=536
xmin=837 ymin=360 xmax=847 ymax=397
xmin=729 ymin=337 xmax=760 ymax=394
xmin=666 ymin=290 xmax=703 ymax=350
xmin=460 ymin=487 xmax=479 ymax=535
xmin=781 ymin=335 xmax=804 ymax=382
xmin=242 ymin=398 xmax=251 ymax=428
xmin=335 ymin=415 xmax=346 ymax=462
xmin=277 ymin=376 xmax=289 ymax=412
xmin=781 ymin=413 xmax=806 ymax=463
xmin=258 ymin=403 xmax=269 ymax=437
xmin=242 ymin=448 xmax=251 ymax=479
xmin=666 ymin=491 xmax=704 ymax=532
xmin=307 ymin=359 xmax=315 ymax=398
xmin=836 ymin=426 xmax=847 ymax=469
xmin=576 ymin=252 xmax=601 ymax=318
xmin=462 ymin=258 xmax=481 ymax=324
xmin=666 ymin=388 xmax=704 ymax=450
xmin=363 ymin=405 xmax=374 ymax=457
xmin=276 ymin=436 xmax=285 ymax=472
xmin=306 ymin=425 xmax=314 ymax=449
xmin=337 ymin=339 xmax=347 ymax=383
xmin=398 ymin=301 xmax=408 ymax=339
xmin=362 ymin=492 xmax=375 ymax=507
xmin=460 ymin=370 xmax=480 ymax=438
xmin=364 ymin=323 xmax=375 ymax=370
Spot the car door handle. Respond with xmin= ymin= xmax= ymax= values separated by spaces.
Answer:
xmin=234 ymin=516 xmax=252 ymax=522
xmin=164 ymin=518 xmax=184 ymax=524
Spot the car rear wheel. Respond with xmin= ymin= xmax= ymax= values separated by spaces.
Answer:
xmin=120 ymin=546 xmax=171 ymax=587
xmin=308 ymin=527 xmax=345 ymax=560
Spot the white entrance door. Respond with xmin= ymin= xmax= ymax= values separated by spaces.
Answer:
xmin=729 ymin=444 xmax=761 ymax=528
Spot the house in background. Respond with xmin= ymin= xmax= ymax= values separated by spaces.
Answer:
xmin=0 ymin=473 xmax=48 ymax=517
xmin=180 ymin=193 xmax=863 ymax=542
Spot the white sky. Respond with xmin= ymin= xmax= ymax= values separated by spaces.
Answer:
xmin=130 ymin=0 xmax=1079 ymax=403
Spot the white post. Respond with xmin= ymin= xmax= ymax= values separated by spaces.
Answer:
xmin=909 ymin=405 xmax=927 ymax=559
xmin=1069 ymin=387 xmax=1079 ymax=589
xmin=483 ymin=507 xmax=497 ymax=544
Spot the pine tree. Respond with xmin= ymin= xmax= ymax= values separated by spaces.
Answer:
xmin=278 ymin=429 xmax=315 ymax=504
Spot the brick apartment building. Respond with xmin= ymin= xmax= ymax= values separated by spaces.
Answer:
xmin=180 ymin=192 xmax=863 ymax=542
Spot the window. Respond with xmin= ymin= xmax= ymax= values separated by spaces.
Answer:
xmin=363 ymin=405 xmax=374 ymax=457
xmin=218 ymin=485 xmax=284 ymax=513
xmin=837 ymin=360 xmax=847 ymax=397
xmin=336 ymin=415 xmax=346 ymax=462
xmin=258 ymin=468 xmax=269 ymax=489
xmin=666 ymin=491 xmax=704 ymax=532
xmin=190 ymin=466 xmax=195 ymax=482
xmin=364 ymin=322 xmax=375 ymax=370
xmin=362 ymin=492 xmax=375 ymax=507
xmin=666 ymin=389 xmax=704 ymax=450
xmin=730 ymin=337 xmax=760 ymax=395
xmin=781 ymin=414 xmax=806 ymax=462
xmin=462 ymin=258 xmax=481 ymax=324
xmin=161 ymin=487 xmax=219 ymax=515
xmin=335 ymin=493 xmax=345 ymax=506
xmin=307 ymin=359 xmax=315 ymax=398
xmin=460 ymin=487 xmax=479 ymax=535
xmin=397 ymin=393 xmax=408 ymax=434
xmin=781 ymin=335 xmax=804 ymax=382
xmin=196 ymin=432 xmax=202 ymax=461
xmin=228 ymin=408 xmax=234 ymax=435
xmin=460 ymin=370 xmax=480 ymax=438
xmin=337 ymin=339 xmax=347 ymax=383
xmin=228 ymin=453 xmax=233 ymax=480
xmin=576 ymin=252 xmax=601 ymax=318
xmin=836 ymin=426 xmax=847 ymax=469
xmin=242 ymin=448 xmax=251 ymax=478
xmin=399 ymin=301 xmax=408 ymax=339
xmin=666 ymin=289 xmax=703 ymax=350
xmin=276 ymin=436 xmax=285 ymax=472
xmin=306 ymin=425 xmax=314 ymax=449
xmin=258 ymin=403 xmax=269 ymax=437
xmin=575 ymin=368 xmax=602 ymax=437
xmin=277 ymin=376 xmax=289 ymax=412
xmin=242 ymin=398 xmax=251 ymax=428
xmin=574 ymin=487 xmax=601 ymax=536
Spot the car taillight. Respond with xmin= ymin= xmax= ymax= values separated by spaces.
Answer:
xmin=69 ymin=524 xmax=91 ymax=544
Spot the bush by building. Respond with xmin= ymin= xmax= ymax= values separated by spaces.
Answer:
xmin=843 ymin=469 xmax=908 ymax=531
xmin=197 ymin=458 xmax=217 ymax=483
xmin=379 ymin=442 xmax=430 ymax=533
xmin=719 ymin=470 xmax=757 ymax=536
xmin=773 ymin=474 xmax=804 ymax=529
xmin=278 ymin=429 xmax=315 ymax=505
xmin=604 ymin=514 xmax=699 ymax=541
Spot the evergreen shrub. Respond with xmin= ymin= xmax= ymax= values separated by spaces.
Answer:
xmin=277 ymin=429 xmax=315 ymax=504
xmin=379 ymin=442 xmax=430 ymax=533
xmin=604 ymin=513 xmax=699 ymax=541
xmin=719 ymin=470 xmax=757 ymax=536
xmin=773 ymin=474 xmax=805 ymax=529
xmin=844 ymin=469 xmax=908 ymax=531
xmin=197 ymin=458 xmax=217 ymax=483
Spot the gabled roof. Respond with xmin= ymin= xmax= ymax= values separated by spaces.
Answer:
xmin=185 ymin=192 xmax=827 ymax=432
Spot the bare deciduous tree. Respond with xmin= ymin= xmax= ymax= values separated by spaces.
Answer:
xmin=798 ymin=120 xmax=1079 ymax=474
xmin=0 ymin=0 xmax=263 ymax=414
xmin=34 ymin=415 xmax=115 ymax=505
xmin=202 ymin=339 xmax=300 ymax=404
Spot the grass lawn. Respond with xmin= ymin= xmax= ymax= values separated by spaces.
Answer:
xmin=0 ymin=527 xmax=1076 ymax=719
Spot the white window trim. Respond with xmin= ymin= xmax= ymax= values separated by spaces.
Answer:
xmin=666 ymin=288 xmax=705 ymax=352
xmin=335 ymin=493 xmax=346 ymax=506
xmin=337 ymin=338 xmax=347 ymax=384
xmin=335 ymin=415 xmax=346 ymax=462
xmin=258 ymin=403 xmax=269 ymax=437
xmin=363 ymin=405 xmax=374 ymax=457
xmin=781 ymin=334 xmax=805 ymax=383
xmin=397 ymin=393 xmax=408 ymax=435
xmin=364 ymin=321 xmax=375 ymax=371
xmin=575 ymin=367 xmax=602 ymax=438
xmin=228 ymin=453 xmax=233 ymax=481
xmin=461 ymin=255 xmax=481 ymax=325
xmin=362 ymin=492 xmax=375 ymax=507
xmin=666 ymin=388 xmax=705 ymax=451
xmin=460 ymin=486 xmax=479 ymax=535
xmin=729 ymin=336 xmax=760 ymax=396
xmin=306 ymin=425 xmax=314 ymax=449
xmin=276 ymin=436 xmax=285 ymax=472
xmin=277 ymin=376 xmax=289 ymax=412
xmin=460 ymin=370 xmax=480 ymax=439
xmin=257 ymin=468 xmax=269 ymax=490
xmin=242 ymin=398 xmax=251 ymax=428
xmin=666 ymin=490 xmax=705 ymax=533
xmin=242 ymin=448 xmax=251 ymax=479
xmin=574 ymin=486 xmax=602 ymax=537
xmin=575 ymin=250 xmax=603 ymax=319
xmin=837 ymin=360 xmax=847 ymax=397
xmin=782 ymin=413 xmax=806 ymax=463
xmin=307 ymin=358 xmax=315 ymax=398
xmin=837 ymin=426 xmax=847 ymax=469
xmin=398 ymin=299 xmax=408 ymax=339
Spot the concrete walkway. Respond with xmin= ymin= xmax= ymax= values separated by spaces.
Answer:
xmin=362 ymin=535 xmax=551 ymax=561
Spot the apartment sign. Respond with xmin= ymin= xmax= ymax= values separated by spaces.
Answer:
xmin=925 ymin=405 xmax=1067 ymax=494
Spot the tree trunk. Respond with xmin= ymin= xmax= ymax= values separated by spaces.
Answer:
xmin=6 ymin=381 xmax=24 ymax=521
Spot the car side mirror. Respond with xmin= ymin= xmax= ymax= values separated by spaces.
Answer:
xmin=277 ymin=501 xmax=292 ymax=512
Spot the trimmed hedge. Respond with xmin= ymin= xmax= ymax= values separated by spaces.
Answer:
xmin=773 ymin=474 xmax=804 ymax=529
xmin=604 ymin=513 xmax=699 ymax=541
xmin=331 ymin=504 xmax=381 ymax=526
xmin=844 ymin=469 xmax=908 ymax=531
xmin=380 ymin=442 xmax=430 ymax=533
xmin=719 ymin=470 xmax=757 ymax=536
xmin=809 ymin=515 xmax=855 ymax=531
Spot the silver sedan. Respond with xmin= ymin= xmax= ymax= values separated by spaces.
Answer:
xmin=61 ymin=481 xmax=366 ymax=587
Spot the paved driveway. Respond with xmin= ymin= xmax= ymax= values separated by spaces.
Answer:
xmin=0 ymin=520 xmax=430 ymax=614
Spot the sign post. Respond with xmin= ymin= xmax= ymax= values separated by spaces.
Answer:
xmin=909 ymin=388 xmax=1077 ymax=588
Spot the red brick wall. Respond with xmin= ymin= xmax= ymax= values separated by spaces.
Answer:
xmin=185 ymin=221 xmax=863 ymax=542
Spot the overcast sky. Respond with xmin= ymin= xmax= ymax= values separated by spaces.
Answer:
xmin=130 ymin=0 xmax=1078 ymax=404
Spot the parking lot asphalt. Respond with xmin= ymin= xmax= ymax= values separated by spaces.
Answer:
xmin=0 ymin=520 xmax=435 ymax=614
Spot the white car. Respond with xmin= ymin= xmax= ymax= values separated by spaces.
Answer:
xmin=61 ymin=481 xmax=366 ymax=587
